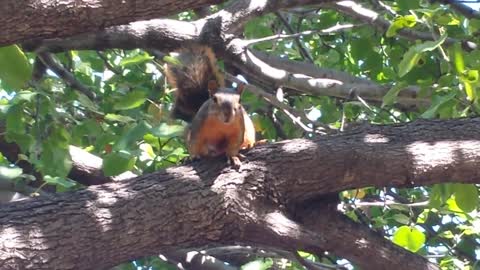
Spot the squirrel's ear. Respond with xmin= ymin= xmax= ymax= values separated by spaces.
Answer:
xmin=236 ymin=83 xmax=245 ymax=95
xmin=208 ymin=80 xmax=219 ymax=96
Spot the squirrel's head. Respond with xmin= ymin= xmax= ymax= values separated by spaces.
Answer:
xmin=208 ymin=80 xmax=244 ymax=124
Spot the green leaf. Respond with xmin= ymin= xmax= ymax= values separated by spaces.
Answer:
xmin=393 ymin=226 xmax=426 ymax=252
xmin=0 ymin=45 xmax=32 ymax=90
xmin=463 ymin=82 xmax=475 ymax=101
xmin=460 ymin=70 xmax=479 ymax=101
xmin=446 ymin=197 xmax=464 ymax=215
xmin=119 ymin=53 xmax=153 ymax=67
xmin=12 ymin=91 xmax=37 ymax=103
xmin=77 ymin=92 xmax=100 ymax=112
xmin=113 ymin=90 xmax=147 ymax=110
xmin=0 ymin=166 xmax=23 ymax=181
xmin=429 ymin=184 xmax=454 ymax=208
xmin=421 ymin=92 xmax=456 ymax=119
xmin=392 ymin=214 xmax=411 ymax=225
xmin=5 ymin=133 xmax=33 ymax=153
xmin=463 ymin=70 xmax=479 ymax=83
xmin=398 ymin=49 xmax=422 ymax=78
xmin=104 ymin=113 xmax=135 ymax=123
xmin=163 ymin=55 xmax=182 ymax=66
xmin=387 ymin=15 xmax=417 ymax=38
xmin=382 ymin=82 xmax=407 ymax=107
xmin=244 ymin=16 xmax=274 ymax=39
xmin=452 ymin=43 xmax=465 ymax=74
xmin=44 ymin=175 xmax=76 ymax=189
xmin=113 ymin=121 xmax=152 ymax=151
xmin=50 ymin=126 xmax=71 ymax=148
xmin=453 ymin=184 xmax=479 ymax=213
xmin=39 ymin=143 xmax=72 ymax=178
xmin=103 ymin=151 xmax=136 ymax=176
xmin=6 ymin=105 xmax=26 ymax=134
xmin=151 ymin=123 xmax=184 ymax=138
xmin=241 ymin=259 xmax=273 ymax=270
xmin=398 ymin=33 xmax=447 ymax=77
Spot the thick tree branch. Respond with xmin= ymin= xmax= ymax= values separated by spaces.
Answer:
xmin=325 ymin=0 xmax=477 ymax=51
xmin=0 ymin=0 xmax=225 ymax=46
xmin=437 ymin=0 xmax=480 ymax=19
xmin=230 ymin=43 xmax=429 ymax=106
xmin=22 ymin=0 xmax=336 ymax=53
xmin=295 ymin=204 xmax=439 ymax=270
xmin=1 ymin=118 xmax=480 ymax=269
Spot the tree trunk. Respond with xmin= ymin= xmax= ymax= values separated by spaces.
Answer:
xmin=1 ymin=118 xmax=479 ymax=269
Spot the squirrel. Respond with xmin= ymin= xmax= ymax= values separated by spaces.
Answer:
xmin=165 ymin=45 xmax=256 ymax=169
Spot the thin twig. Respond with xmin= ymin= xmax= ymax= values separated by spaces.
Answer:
xmin=370 ymin=0 xmax=397 ymax=16
xmin=37 ymin=52 xmax=96 ymax=100
xmin=225 ymin=73 xmax=334 ymax=134
xmin=244 ymin=24 xmax=359 ymax=46
xmin=351 ymin=200 xmax=429 ymax=207
xmin=275 ymin=11 xmax=315 ymax=63
xmin=96 ymin=51 xmax=122 ymax=75
xmin=355 ymin=93 xmax=404 ymax=123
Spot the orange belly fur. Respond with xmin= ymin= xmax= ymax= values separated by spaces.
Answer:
xmin=196 ymin=116 xmax=243 ymax=156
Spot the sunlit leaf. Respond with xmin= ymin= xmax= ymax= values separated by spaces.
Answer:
xmin=113 ymin=90 xmax=147 ymax=110
xmin=151 ymin=123 xmax=184 ymax=138
xmin=119 ymin=53 xmax=153 ymax=67
xmin=0 ymin=45 xmax=32 ymax=90
xmin=453 ymin=184 xmax=478 ymax=213
xmin=398 ymin=33 xmax=447 ymax=77
xmin=387 ymin=15 xmax=417 ymax=37
xmin=393 ymin=226 xmax=426 ymax=252
xmin=0 ymin=166 xmax=23 ymax=181
xmin=104 ymin=114 xmax=136 ymax=123
xmin=44 ymin=175 xmax=76 ymax=188
xmin=241 ymin=259 xmax=273 ymax=270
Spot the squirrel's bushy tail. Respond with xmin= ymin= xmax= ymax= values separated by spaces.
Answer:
xmin=165 ymin=46 xmax=225 ymax=122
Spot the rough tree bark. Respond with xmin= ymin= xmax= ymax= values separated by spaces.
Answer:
xmin=0 ymin=0 xmax=226 ymax=46
xmin=1 ymin=118 xmax=480 ymax=270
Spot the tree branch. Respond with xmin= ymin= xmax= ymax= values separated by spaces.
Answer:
xmin=1 ymin=117 xmax=480 ymax=269
xmin=230 ymin=43 xmax=429 ymax=106
xmin=325 ymin=0 xmax=477 ymax=51
xmin=0 ymin=0 xmax=225 ymax=46
xmin=37 ymin=52 xmax=96 ymax=100
xmin=436 ymin=0 xmax=480 ymax=19
xmin=295 ymin=204 xmax=439 ymax=270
